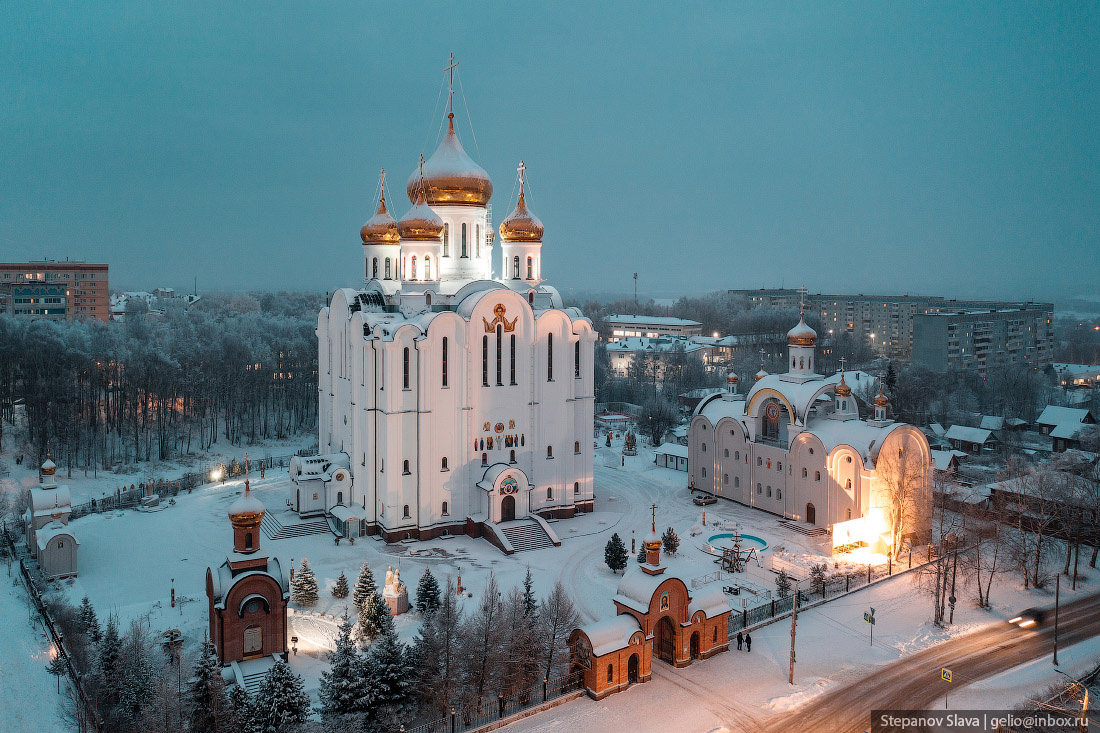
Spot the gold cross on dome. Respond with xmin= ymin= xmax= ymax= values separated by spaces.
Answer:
xmin=445 ymin=53 xmax=459 ymax=117
xmin=650 ymin=503 xmax=657 ymax=533
xmin=838 ymin=356 xmax=847 ymax=372
xmin=517 ymin=160 xmax=527 ymax=196
xmin=378 ymin=167 xmax=386 ymax=201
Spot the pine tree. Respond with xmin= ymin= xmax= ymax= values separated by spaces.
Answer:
xmin=365 ymin=629 xmax=413 ymax=732
xmin=254 ymin=660 xmax=311 ymax=732
xmin=415 ymin=568 xmax=441 ymax=616
xmin=352 ymin=561 xmax=377 ymax=618
xmin=775 ymin=570 xmax=792 ymax=599
xmin=291 ymin=558 xmax=319 ymax=606
xmin=229 ymin=684 xmax=257 ymax=733
xmin=522 ymin=566 xmax=538 ymax=619
xmin=604 ymin=533 xmax=628 ymax=574
xmin=78 ymin=596 xmax=101 ymax=644
xmin=186 ymin=635 xmax=232 ymax=732
xmin=318 ymin=614 xmax=370 ymax=718
xmin=810 ymin=563 xmax=828 ymax=596
xmin=97 ymin=615 xmax=122 ymax=707
xmin=332 ymin=571 xmax=349 ymax=599
xmin=885 ymin=362 xmax=898 ymax=395
xmin=410 ymin=576 xmax=463 ymax=715
xmin=360 ymin=586 xmax=394 ymax=643
xmin=661 ymin=526 xmax=680 ymax=556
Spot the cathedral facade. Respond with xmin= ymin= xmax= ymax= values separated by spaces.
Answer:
xmin=689 ymin=314 xmax=931 ymax=552
xmin=293 ymin=74 xmax=595 ymax=547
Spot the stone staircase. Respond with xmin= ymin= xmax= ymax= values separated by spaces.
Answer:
xmin=239 ymin=666 xmax=269 ymax=695
xmin=499 ymin=519 xmax=555 ymax=552
xmin=778 ymin=519 xmax=829 ymax=537
xmin=261 ymin=511 xmax=332 ymax=540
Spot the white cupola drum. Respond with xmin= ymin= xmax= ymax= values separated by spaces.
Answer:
xmin=786 ymin=312 xmax=817 ymax=379
xmin=499 ymin=160 xmax=544 ymax=287
xmin=398 ymin=156 xmax=445 ymax=286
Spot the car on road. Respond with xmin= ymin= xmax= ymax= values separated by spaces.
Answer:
xmin=693 ymin=494 xmax=717 ymax=506
xmin=1009 ymin=608 xmax=1046 ymax=628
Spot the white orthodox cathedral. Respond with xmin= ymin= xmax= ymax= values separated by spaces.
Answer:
xmin=689 ymin=313 xmax=931 ymax=553
xmin=290 ymin=69 xmax=595 ymax=551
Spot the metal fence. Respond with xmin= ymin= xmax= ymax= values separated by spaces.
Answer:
xmin=68 ymin=453 xmax=298 ymax=520
xmin=402 ymin=672 xmax=584 ymax=733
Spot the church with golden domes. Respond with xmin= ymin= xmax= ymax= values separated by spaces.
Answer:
xmin=689 ymin=312 xmax=932 ymax=553
xmin=291 ymin=60 xmax=595 ymax=552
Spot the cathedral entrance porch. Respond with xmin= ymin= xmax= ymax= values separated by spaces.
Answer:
xmin=627 ymin=653 xmax=639 ymax=684
xmin=500 ymin=495 xmax=516 ymax=522
xmin=655 ymin=616 xmax=675 ymax=664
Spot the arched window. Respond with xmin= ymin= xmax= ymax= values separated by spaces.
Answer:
xmin=757 ymin=456 xmax=762 ymax=466
xmin=402 ymin=347 xmax=410 ymax=389
xmin=441 ymin=457 xmax=449 ymax=471
xmin=724 ymin=448 xmax=729 ymax=457
xmin=510 ymin=334 xmax=517 ymax=384
xmin=372 ymin=258 xmax=378 ymax=279
xmin=403 ymin=504 xmax=410 ymax=518
xmin=461 ymin=223 xmax=468 ymax=257
xmin=574 ymin=441 xmax=580 ymax=454
xmin=482 ymin=335 xmax=489 ymax=386
xmin=701 ymin=443 xmax=707 ymax=452
xmin=815 ymin=471 xmax=821 ymax=481
xmin=767 ymin=486 xmax=772 ymax=497
xmin=734 ymin=477 xmax=740 ymax=487
xmin=337 ymin=491 xmax=343 ymax=505
xmin=402 ymin=460 xmax=410 ymax=475
xmin=443 ymin=223 xmax=449 ymax=256
xmin=528 ymin=291 xmax=535 ymax=305
xmin=803 ymin=467 xmax=809 ymax=478
xmin=411 ymin=255 xmax=417 ymax=280
xmin=846 ymin=478 xmax=852 ymax=490
xmin=777 ymin=461 xmax=782 ymax=471
xmin=481 ymin=453 xmax=488 ymax=466
xmin=442 ymin=501 xmax=449 ymax=516
xmin=510 ymin=450 xmax=516 ymax=463
xmin=547 ymin=333 xmax=554 ymax=380
xmin=425 ymin=256 xmax=431 ymax=280
xmin=846 ymin=508 xmax=852 ymax=520
xmin=574 ymin=341 xmax=581 ymax=378
xmin=702 ymin=467 xmax=707 ymax=478
xmin=513 ymin=255 xmax=520 ymax=279
xmin=526 ymin=256 xmax=533 ymax=280
xmin=245 ymin=532 xmax=253 ymax=550
xmin=713 ymin=627 xmax=718 ymax=644
xmin=496 ymin=324 xmax=503 ymax=385
xmin=442 ymin=337 xmax=449 ymax=387
xmin=425 ymin=292 xmax=431 ymax=306
xmin=757 ymin=483 xmax=762 ymax=494
xmin=723 ymin=473 xmax=729 ymax=485
xmin=574 ymin=481 xmax=580 ymax=494
xmin=385 ymin=258 xmax=391 ymax=279
xmin=547 ymin=487 xmax=553 ymax=500
xmin=777 ymin=488 xmax=782 ymax=500
xmin=547 ymin=446 xmax=553 ymax=458
xmin=607 ymin=664 xmax=614 ymax=684
xmin=476 ymin=224 xmax=481 ymax=257
xmin=735 ymin=451 xmax=740 ymax=461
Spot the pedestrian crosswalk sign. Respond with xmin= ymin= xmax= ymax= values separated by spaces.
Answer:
xmin=941 ymin=668 xmax=952 ymax=682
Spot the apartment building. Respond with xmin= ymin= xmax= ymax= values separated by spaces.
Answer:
xmin=0 ymin=261 xmax=109 ymax=322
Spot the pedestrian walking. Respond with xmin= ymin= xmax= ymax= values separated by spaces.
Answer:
xmin=736 ymin=631 xmax=743 ymax=651
xmin=745 ymin=632 xmax=752 ymax=652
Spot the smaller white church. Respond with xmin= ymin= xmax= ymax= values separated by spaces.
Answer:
xmin=689 ymin=313 xmax=931 ymax=554
xmin=23 ymin=459 xmax=79 ymax=581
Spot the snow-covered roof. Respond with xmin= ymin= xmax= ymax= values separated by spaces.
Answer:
xmin=576 ymin=615 xmax=642 ymax=657
xmin=979 ymin=416 xmax=1005 ymax=431
xmin=1051 ymin=424 xmax=1082 ymax=440
xmin=606 ymin=336 xmax=706 ymax=355
xmin=945 ymin=425 xmax=994 ymax=444
xmin=688 ymin=584 xmax=729 ymax=619
xmin=1036 ymin=406 xmax=1092 ymax=427
xmin=289 ymin=453 xmax=350 ymax=483
xmin=605 ymin=315 xmax=702 ymax=327
xmin=744 ymin=370 xmax=874 ymax=425
xmin=931 ymin=449 xmax=961 ymax=471
xmin=656 ymin=443 xmax=689 ymax=459
xmin=329 ymin=505 xmax=361 ymax=522
xmin=801 ymin=418 xmax=905 ymax=464
xmin=228 ymin=489 xmax=265 ymax=518
xmin=36 ymin=521 xmax=77 ymax=552
xmin=29 ymin=485 xmax=71 ymax=515
xmin=929 ymin=423 xmax=947 ymax=437
xmin=209 ymin=557 xmax=290 ymax=608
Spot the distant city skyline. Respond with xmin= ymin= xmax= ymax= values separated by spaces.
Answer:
xmin=3 ymin=2 xmax=1097 ymax=301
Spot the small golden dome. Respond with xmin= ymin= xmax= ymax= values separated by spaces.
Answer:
xmin=398 ymin=169 xmax=445 ymax=241
xmin=40 ymin=458 xmax=57 ymax=477
xmin=834 ymin=372 xmax=852 ymax=397
xmin=229 ymin=484 xmax=265 ymax=531
xmin=873 ymin=386 xmax=889 ymax=407
xmin=407 ymin=115 xmax=493 ymax=207
xmin=360 ymin=197 xmax=399 ymax=245
xmin=754 ymin=368 xmax=768 ymax=382
xmin=787 ymin=313 xmax=817 ymax=347
xmin=727 ymin=372 xmax=739 ymax=384
xmin=499 ymin=167 xmax=544 ymax=242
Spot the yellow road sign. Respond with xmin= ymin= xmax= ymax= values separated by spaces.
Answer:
xmin=941 ymin=668 xmax=952 ymax=682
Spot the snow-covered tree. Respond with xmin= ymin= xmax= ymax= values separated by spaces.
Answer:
xmin=352 ymin=561 xmax=377 ymax=617
xmin=291 ymin=558 xmax=319 ymax=606
xmin=662 ymin=526 xmax=680 ymax=556
xmin=228 ymin=685 xmax=257 ymax=733
xmin=96 ymin=615 xmax=122 ymax=707
xmin=360 ymin=585 xmax=394 ymax=643
xmin=410 ymin=576 xmax=463 ymax=715
xmin=537 ymin=581 xmax=579 ymax=681
xmin=810 ymin=563 xmax=829 ymax=596
xmin=114 ymin=619 xmax=156 ymax=729
xmin=254 ymin=660 xmax=310 ymax=732
xmin=78 ymin=596 xmax=101 ymax=644
xmin=332 ymin=571 xmax=349 ymax=599
xmin=186 ymin=635 xmax=232 ymax=732
xmin=775 ymin=570 xmax=792 ymax=599
xmin=365 ymin=628 xmax=413 ymax=732
xmin=604 ymin=533 xmax=628 ymax=574
xmin=521 ymin=567 xmax=538 ymax=619
xmin=459 ymin=573 xmax=502 ymax=709
xmin=499 ymin=584 xmax=541 ymax=695
xmin=415 ymin=568 xmax=441 ymax=616
xmin=318 ymin=614 xmax=370 ymax=718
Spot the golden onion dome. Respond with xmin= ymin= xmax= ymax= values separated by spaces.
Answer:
xmin=398 ymin=186 xmax=445 ymax=241
xmin=834 ymin=371 xmax=852 ymax=397
xmin=228 ymin=483 xmax=265 ymax=531
xmin=726 ymin=372 xmax=739 ymax=385
xmin=360 ymin=196 xmax=399 ymax=245
xmin=407 ymin=115 xmax=493 ymax=207
xmin=754 ymin=368 xmax=768 ymax=382
xmin=40 ymin=458 xmax=57 ymax=476
xmin=787 ymin=313 xmax=817 ymax=347
xmin=499 ymin=175 xmax=544 ymax=242
xmin=873 ymin=386 xmax=889 ymax=407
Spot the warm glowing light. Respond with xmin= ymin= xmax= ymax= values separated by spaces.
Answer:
xmin=1008 ymin=616 xmax=1023 ymax=624
xmin=210 ymin=468 xmax=223 ymax=482
xmin=1018 ymin=619 xmax=1036 ymax=628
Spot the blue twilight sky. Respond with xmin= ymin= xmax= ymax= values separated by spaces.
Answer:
xmin=2 ymin=2 xmax=1098 ymax=301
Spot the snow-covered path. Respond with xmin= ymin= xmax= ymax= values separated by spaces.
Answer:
xmin=0 ymin=572 xmax=68 ymax=732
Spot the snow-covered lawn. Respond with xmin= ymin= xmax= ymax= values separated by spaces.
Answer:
xmin=0 ymin=574 xmax=70 ymax=732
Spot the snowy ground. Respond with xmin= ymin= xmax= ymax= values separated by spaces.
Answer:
xmin=3 ymin=432 xmax=1097 ymax=729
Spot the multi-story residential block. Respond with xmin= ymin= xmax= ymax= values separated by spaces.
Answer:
xmin=0 ymin=260 xmax=109 ymax=322
xmin=912 ymin=307 xmax=1054 ymax=372
xmin=603 ymin=314 xmax=702 ymax=342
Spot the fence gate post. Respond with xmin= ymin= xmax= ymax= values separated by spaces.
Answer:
xmin=499 ymin=692 xmax=504 ymax=719
xmin=868 ymin=564 xmax=872 ymax=584
xmin=771 ymin=598 xmax=775 ymax=617
xmin=846 ymin=574 xmax=849 ymax=593
xmin=743 ymin=608 xmax=748 ymax=628
xmin=451 ymin=706 xmax=456 ymax=733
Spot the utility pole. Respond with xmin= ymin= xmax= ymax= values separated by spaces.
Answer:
xmin=1054 ymin=573 xmax=1060 ymax=666
xmin=948 ymin=541 xmax=959 ymax=624
xmin=789 ymin=582 xmax=799 ymax=684
xmin=633 ymin=273 xmax=638 ymax=315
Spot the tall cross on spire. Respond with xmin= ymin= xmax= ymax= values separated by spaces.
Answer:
xmin=244 ymin=453 xmax=250 ymax=493
xmin=517 ymin=160 xmax=527 ymax=194
xmin=650 ymin=503 xmax=657 ymax=533
xmin=838 ymin=356 xmax=847 ymax=373
xmin=759 ymin=348 xmax=767 ymax=367
xmin=445 ymin=53 xmax=460 ymax=119
xmin=378 ymin=167 xmax=386 ymax=203
xmin=798 ymin=284 xmax=808 ymax=314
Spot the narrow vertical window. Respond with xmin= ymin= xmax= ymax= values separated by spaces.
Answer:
xmin=476 ymin=224 xmax=481 ymax=257
xmin=527 ymin=256 xmax=533 ymax=280
xmin=574 ymin=341 xmax=581 ymax=378
xmin=443 ymin=223 xmax=449 ymax=256
xmin=385 ymin=258 xmax=391 ymax=279
xmin=510 ymin=334 xmax=517 ymax=384
xmin=411 ymin=256 xmax=417 ymax=280
xmin=547 ymin=333 xmax=553 ymax=381
xmin=461 ymin=223 xmax=468 ymax=257
xmin=372 ymin=258 xmax=378 ymax=279
xmin=482 ymin=335 xmax=489 ymax=386
xmin=425 ymin=256 xmax=431 ymax=280
xmin=513 ymin=256 xmax=520 ymax=279
xmin=403 ymin=347 xmax=410 ymax=389
xmin=442 ymin=337 xmax=449 ymax=387
xmin=496 ymin=325 xmax=503 ymax=385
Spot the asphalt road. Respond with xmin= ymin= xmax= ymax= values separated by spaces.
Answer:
xmin=764 ymin=591 xmax=1100 ymax=732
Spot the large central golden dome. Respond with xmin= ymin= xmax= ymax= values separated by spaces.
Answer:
xmin=407 ymin=115 xmax=493 ymax=207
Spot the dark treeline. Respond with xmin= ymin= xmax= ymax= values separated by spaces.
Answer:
xmin=0 ymin=291 xmax=321 ymax=475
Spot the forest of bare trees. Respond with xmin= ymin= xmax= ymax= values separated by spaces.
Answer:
xmin=0 ymin=292 xmax=320 ymax=477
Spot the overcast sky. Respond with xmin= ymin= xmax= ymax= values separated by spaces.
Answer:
xmin=2 ymin=2 xmax=1097 ymax=301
